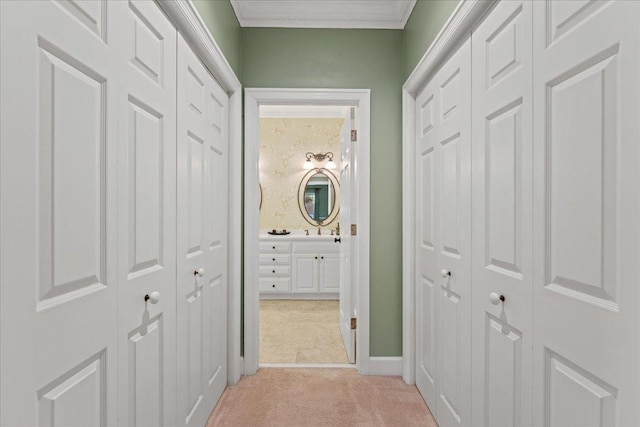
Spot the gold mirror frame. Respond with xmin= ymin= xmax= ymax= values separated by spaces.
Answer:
xmin=297 ymin=168 xmax=340 ymax=226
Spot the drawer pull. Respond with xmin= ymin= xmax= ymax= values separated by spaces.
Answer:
xmin=272 ymin=258 xmax=275 ymax=261
xmin=272 ymin=246 xmax=276 ymax=249
xmin=272 ymin=270 xmax=275 ymax=273
xmin=272 ymin=284 xmax=276 ymax=288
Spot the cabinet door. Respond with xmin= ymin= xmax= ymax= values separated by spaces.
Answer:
xmin=293 ymin=255 xmax=318 ymax=293
xmin=532 ymin=1 xmax=640 ymax=425
xmin=320 ymin=254 xmax=340 ymax=292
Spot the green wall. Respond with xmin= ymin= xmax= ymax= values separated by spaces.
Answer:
xmin=243 ymin=28 xmax=405 ymax=357
xmin=403 ymin=0 xmax=459 ymax=78
xmin=192 ymin=0 xmax=242 ymax=77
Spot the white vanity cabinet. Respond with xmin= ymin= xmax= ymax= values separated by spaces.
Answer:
xmin=259 ymin=235 xmax=339 ymax=299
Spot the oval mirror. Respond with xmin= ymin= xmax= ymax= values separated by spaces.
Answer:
xmin=298 ymin=168 xmax=340 ymax=226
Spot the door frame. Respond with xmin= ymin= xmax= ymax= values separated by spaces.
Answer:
xmin=244 ymin=88 xmax=371 ymax=375
xmin=401 ymin=0 xmax=494 ymax=384
xmin=158 ymin=0 xmax=244 ymax=385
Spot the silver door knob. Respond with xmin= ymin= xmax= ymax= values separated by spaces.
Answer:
xmin=144 ymin=291 xmax=161 ymax=304
xmin=489 ymin=292 xmax=505 ymax=305
xmin=194 ymin=268 xmax=204 ymax=277
xmin=441 ymin=269 xmax=451 ymax=278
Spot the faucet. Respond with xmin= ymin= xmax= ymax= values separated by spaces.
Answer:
xmin=317 ymin=226 xmax=321 ymax=235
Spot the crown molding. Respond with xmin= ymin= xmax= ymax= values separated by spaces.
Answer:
xmin=230 ymin=0 xmax=417 ymax=29
xmin=403 ymin=0 xmax=495 ymax=94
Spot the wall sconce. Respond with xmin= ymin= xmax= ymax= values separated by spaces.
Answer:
xmin=304 ymin=152 xmax=336 ymax=170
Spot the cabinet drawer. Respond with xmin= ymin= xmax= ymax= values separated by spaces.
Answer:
xmin=259 ymin=242 xmax=291 ymax=253
xmin=260 ymin=265 xmax=291 ymax=277
xmin=259 ymin=254 xmax=291 ymax=265
xmin=259 ymin=278 xmax=290 ymax=292
xmin=292 ymin=242 xmax=339 ymax=254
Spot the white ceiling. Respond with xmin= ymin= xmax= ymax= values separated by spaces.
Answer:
xmin=229 ymin=0 xmax=418 ymax=29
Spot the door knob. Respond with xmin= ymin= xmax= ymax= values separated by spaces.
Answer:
xmin=144 ymin=291 xmax=161 ymax=304
xmin=335 ymin=237 xmax=341 ymax=243
xmin=489 ymin=292 xmax=505 ymax=305
xmin=194 ymin=268 xmax=204 ymax=277
xmin=441 ymin=269 xmax=451 ymax=278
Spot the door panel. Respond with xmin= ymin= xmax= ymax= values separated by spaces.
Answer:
xmin=1 ymin=1 xmax=120 ymax=424
xmin=471 ymin=1 xmax=533 ymax=426
xmin=415 ymin=80 xmax=439 ymax=408
xmin=532 ymin=1 xmax=640 ymax=425
xmin=177 ymin=33 xmax=229 ymax=427
xmin=338 ymin=112 xmax=355 ymax=362
xmin=435 ymin=38 xmax=472 ymax=427
xmin=117 ymin=1 xmax=177 ymax=425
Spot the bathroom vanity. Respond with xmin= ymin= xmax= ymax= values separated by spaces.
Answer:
xmin=259 ymin=232 xmax=340 ymax=299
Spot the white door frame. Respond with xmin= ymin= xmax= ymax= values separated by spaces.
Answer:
xmin=158 ymin=0 xmax=243 ymax=385
xmin=244 ymin=88 xmax=371 ymax=375
xmin=401 ymin=0 xmax=494 ymax=384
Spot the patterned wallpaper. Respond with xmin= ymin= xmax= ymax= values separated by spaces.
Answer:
xmin=259 ymin=118 xmax=343 ymax=231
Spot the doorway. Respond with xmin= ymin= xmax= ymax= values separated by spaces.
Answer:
xmin=244 ymin=88 xmax=371 ymax=374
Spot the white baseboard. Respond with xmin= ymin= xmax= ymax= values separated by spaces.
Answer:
xmin=369 ymin=357 xmax=403 ymax=376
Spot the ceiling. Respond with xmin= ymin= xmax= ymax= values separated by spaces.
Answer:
xmin=229 ymin=0 xmax=418 ymax=29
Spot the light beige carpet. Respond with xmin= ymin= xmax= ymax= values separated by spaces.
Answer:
xmin=206 ymin=368 xmax=436 ymax=427
xmin=260 ymin=300 xmax=349 ymax=364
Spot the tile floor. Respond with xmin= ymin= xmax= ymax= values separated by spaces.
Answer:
xmin=259 ymin=300 xmax=350 ymax=364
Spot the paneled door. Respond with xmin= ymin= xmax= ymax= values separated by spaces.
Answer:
xmin=415 ymin=77 xmax=439 ymax=408
xmin=177 ymin=33 xmax=229 ymax=427
xmin=471 ymin=1 xmax=534 ymax=426
xmin=433 ymin=37 xmax=472 ymax=427
xmin=532 ymin=1 xmax=640 ymax=425
xmin=339 ymin=111 xmax=356 ymax=363
xmin=415 ymin=37 xmax=472 ymax=427
xmin=117 ymin=1 xmax=178 ymax=426
xmin=0 ymin=1 xmax=122 ymax=424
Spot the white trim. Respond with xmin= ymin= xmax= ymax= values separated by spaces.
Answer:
xmin=230 ymin=0 xmax=416 ymax=30
xmin=259 ymin=105 xmax=349 ymax=119
xmin=401 ymin=0 xmax=494 ymax=385
xmin=260 ymin=363 xmax=356 ymax=369
xmin=369 ymin=357 xmax=403 ymax=376
xmin=158 ymin=0 xmax=243 ymax=386
xmin=245 ymin=88 xmax=371 ymax=376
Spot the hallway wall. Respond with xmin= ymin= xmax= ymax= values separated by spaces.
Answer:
xmin=188 ymin=0 xmax=460 ymax=359
xmin=192 ymin=0 xmax=243 ymax=77
xmin=243 ymin=28 xmax=405 ymax=357
xmin=403 ymin=0 xmax=459 ymax=79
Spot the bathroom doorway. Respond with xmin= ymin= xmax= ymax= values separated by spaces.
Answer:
xmin=243 ymin=89 xmax=371 ymax=373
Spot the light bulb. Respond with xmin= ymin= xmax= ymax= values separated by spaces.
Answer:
xmin=326 ymin=159 xmax=336 ymax=169
xmin=303 ymin=159 xmax=313 ymax=170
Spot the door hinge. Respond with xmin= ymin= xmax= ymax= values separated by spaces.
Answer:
xmin=350 ymin=130 xmax=357 ymax=142
xmin=351 ymin=224 xmax=357 ymax=236
xmin=351 ymin=318 xmax=357 ymax=330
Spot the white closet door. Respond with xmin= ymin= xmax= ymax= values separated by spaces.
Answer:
xmin=117 ymin=1 xmax=177 ymax=426
xmin=532 ymin=1 xmax=640 ymax=425
xmin=0 ymin=1 xmax=121 ymax=424
xmin=177 ymin=33 xmax=229 ymax=427
xmin=415 ymin=78 xmax=440 ymax=407
xmin=471 ymin=1 xmax=533 ymax=426
xmin=434 ymin=37 xmax=472 ymax=427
